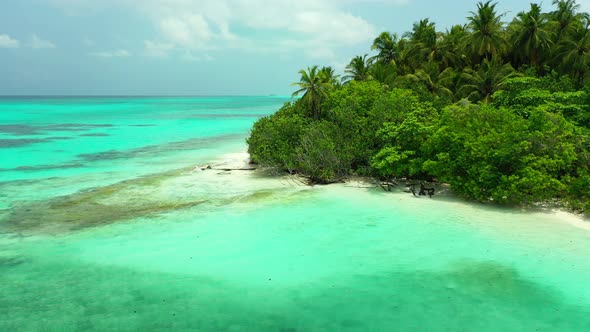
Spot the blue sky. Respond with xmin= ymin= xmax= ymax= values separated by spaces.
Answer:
xmin=0 ymin=0 xmax=586 ymax=95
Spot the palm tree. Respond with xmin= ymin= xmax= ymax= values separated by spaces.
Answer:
xmin=556 ymin=22 xmax=590 ymax=86
xmin=437 ymin=25 xmax=470 ymax=69
xmin=508 ymin=3 xmax=553 ymax=69
xmin=394 ymin=38 xmax=414 ymax=75
xmin=319 ymin=66 xmax=341 ymax=87
xmin=466 ymin=1 xmax=507 ymax=61
xmin=369 ymin=62 xmax=398 ymax=89
xmin=407 ymin=19 xmax=437 ymax=47
xmin=404 ymin=19 xmax=438 ymax=67
xmin=550 ymin=0 xmax=584 ymax=41
xmin=401 ymin=62 xmax=455 ymax=99
xmin=459 ymin=56 xmax=520 ymax=102
xmin=342 ymin=55 xmax=371 ymax=83
xmin=292 ymin=66 xmax=332 ymax=119
xmin=370 ymin=32 xmax=400 ymax=65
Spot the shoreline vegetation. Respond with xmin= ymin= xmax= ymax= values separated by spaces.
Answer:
xmin=4 ymin=150 xmax=588 ymax=235
xmin=247 ymin=0 xmax=590 ymax=214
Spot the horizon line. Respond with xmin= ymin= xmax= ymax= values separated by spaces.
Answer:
xmin=0 ymin=94 xmax=292 ymax=98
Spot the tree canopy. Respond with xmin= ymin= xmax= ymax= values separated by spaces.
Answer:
xmin=248 ymin=1 xmax=590 ymax=213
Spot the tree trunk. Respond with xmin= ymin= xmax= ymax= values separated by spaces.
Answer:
xmin=531 ymin=47 xmax=538 ymax=69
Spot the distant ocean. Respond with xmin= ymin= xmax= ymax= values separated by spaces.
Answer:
xmin=0 ymin=96 xmax=289 ymax=207
xmin=1 ymin=96 xmax=590 ymax=331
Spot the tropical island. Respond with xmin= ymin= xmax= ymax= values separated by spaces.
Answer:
xmin=4 ymin=1 xmax=590 ymax=330
xmin=247 ymin=0 xmax=590 ymax=212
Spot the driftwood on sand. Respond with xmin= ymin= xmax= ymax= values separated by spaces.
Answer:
xmin=380 ymin=179 xmax=436 ymax=198
xmin=212 ymin=167 xmax=257 ymax=171
xmin=379 ymin=180 xmax=398 ymax=192
xmin=195 ymin=164 xmax=257 ymax=172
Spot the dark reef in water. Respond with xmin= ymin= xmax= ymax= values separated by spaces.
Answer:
xmin=1 ymin=133 xmax=246 ymax=173
xmin=188 ymin=114 xmax=268 ymax=119
xmin=0 ymin=124 xmax=114 ymax=136
xmin=0 ymin=258 xmax=588 ymax=331
xmin=15 ymin=163 xmax=85 ymax=172
xmin=0 ymin=169 xmax=206 ymax=234
xmin=0 ymin=256 xmax=27 ymax=268
xmin=45 ymin=136 xmax=75 ymax=140
xmin=0 ymin=165 xmax=303 ymax=235
xmin=0 ymin=139 xmax=47 ymax=148
xmin=79 ymin=133 xmax=111 ymax=137
xmin=0 ymin=163 xmax=85 ymax=173
xmin=1 ymin=136 xmax=74 ymax=149
xmin=77 ymin=134 xmax=244 ymax=162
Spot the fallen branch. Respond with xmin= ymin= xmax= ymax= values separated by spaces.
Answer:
xmin=379 ymin=179 xmax=399 ymax=192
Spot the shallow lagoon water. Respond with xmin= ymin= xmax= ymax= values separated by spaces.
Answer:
xmin=1 ymin=97 xmax=590 ymax=331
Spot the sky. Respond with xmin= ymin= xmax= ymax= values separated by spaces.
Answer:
xmin=0 ymin=0 xmax=588 ymax=96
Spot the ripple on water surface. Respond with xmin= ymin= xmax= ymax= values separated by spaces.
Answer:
xmin=1 ymin=168 xmax=590 ymax=331
xmin=2 ymin=96 xmax=590 ymax=331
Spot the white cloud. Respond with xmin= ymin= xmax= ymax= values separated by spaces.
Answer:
xmin=159 ymin=14 xmax=212 ymax=49
xmin=0 ymin=34 xmax=20 ymax=48
xmin=51 ymin=0 xmax=411 ymax=61
xmin=90 ymin=49 xmax=131 ymax=57
xmin=135 ymin=0 xmax=381 ymax=61
xmin=30 ymin=34 xmax=56 ymax=49
xmin=144 ymin=40 xmax=175 ymax=57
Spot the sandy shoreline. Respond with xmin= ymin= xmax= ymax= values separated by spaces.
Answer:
xmin=211 ymin=151 xmax=590 ymax=233
xmin=550 ymin=210 xmax=590 ymax=231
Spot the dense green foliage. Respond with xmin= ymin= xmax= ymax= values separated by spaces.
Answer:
xmin=248 ymin=1 xmax=590 ymax=211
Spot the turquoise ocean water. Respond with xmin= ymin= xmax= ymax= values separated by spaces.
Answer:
xmin=1 ymin=96 xmax=590 ymax=331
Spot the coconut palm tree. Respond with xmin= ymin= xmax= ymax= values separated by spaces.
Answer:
xmin=550 ymin=0 xmax=584 ymax=41
xmin=369 ymin=62 xmax=398 ymax=89
xmin=401 ymin=62 xmax=455 ymax=99
xmin=466 ymin=1 xmax=507 ymax=61
xmin=556 ymin=22 xmax=590 ymax=86
xmin=342 ymin=55 xmax=371 ymax=83
xmin=459 ymin=56 xmax=520 ymax=102
xmin=394 ymin=38 xmax=414 ymax=75
xmin=407 ymin=19 xmax=437 ymax=47
xmin=437 ymin=25 xmax=470 ymax=69
xmin=404 ymin=19 xmax=438 ymax=67
xmin=319 ymin=66 xmax=341 ymax=87
xmin=370 ymin=32 xmax=400 ymax=65
xmin=292 ymin=66 xmax=333 ymax=119
xmin=508 ymin=3 xmax=554 ymax=69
